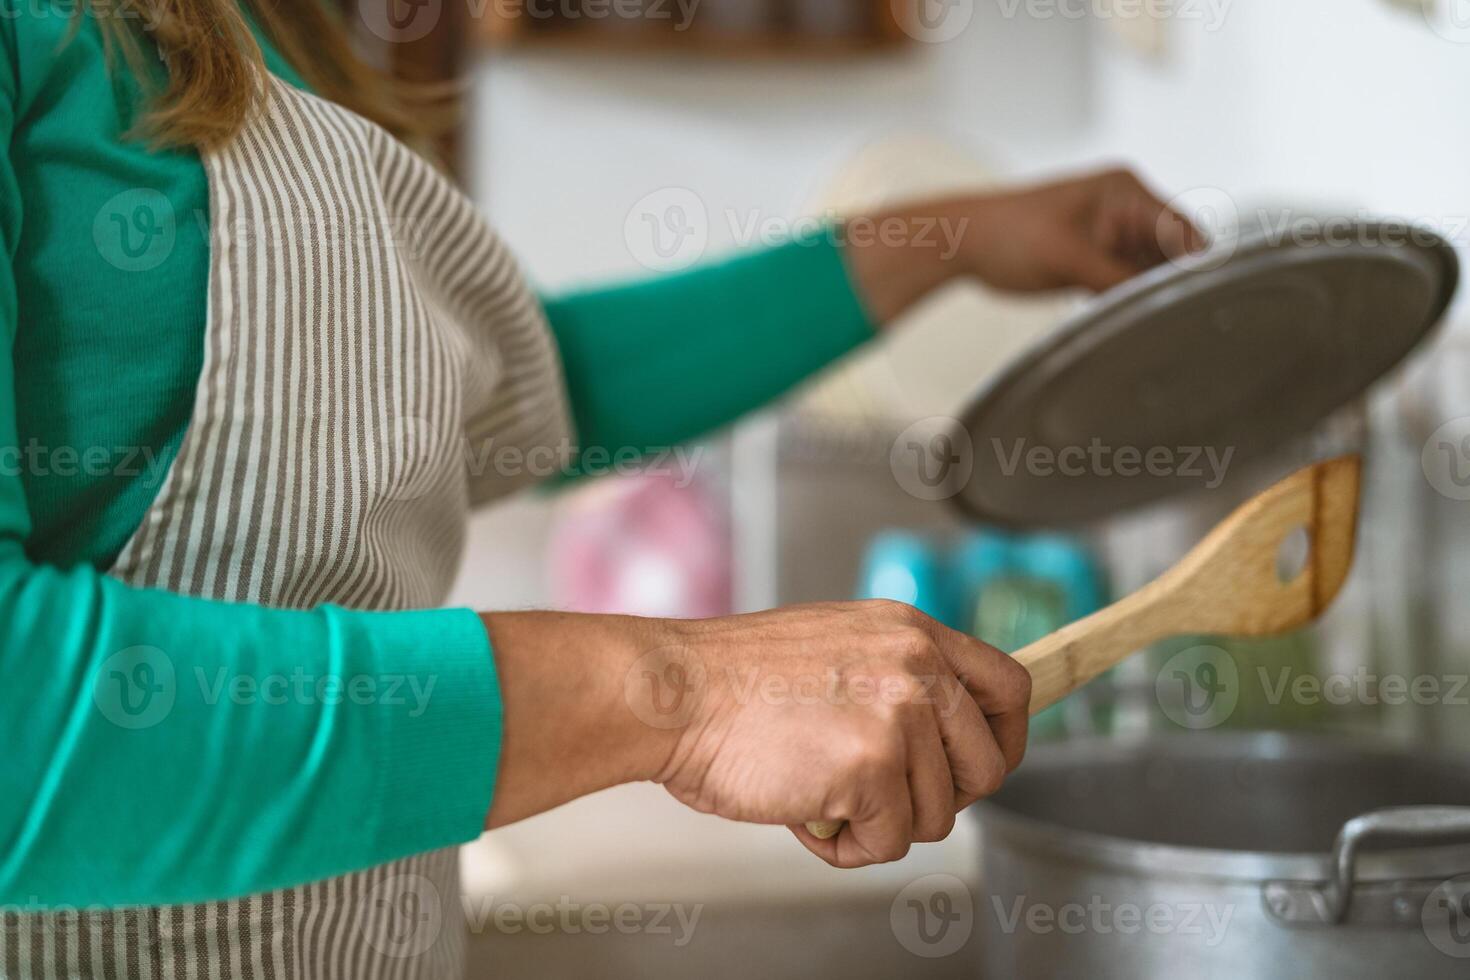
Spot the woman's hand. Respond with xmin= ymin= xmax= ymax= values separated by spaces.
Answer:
xmin=844 ymin=166 xmax=1205 ymax=323
xmin=654 ymin=600 xmax=1030 ymax=868
xmin=482 ymin=600 xmax=1031 ymax=868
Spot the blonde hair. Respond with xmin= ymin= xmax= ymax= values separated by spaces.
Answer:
xmin=90 ymin=0 xmax=453 ymax=151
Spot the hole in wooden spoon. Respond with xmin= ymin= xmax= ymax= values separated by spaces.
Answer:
xmin=1276 ymin=525 xmax=1311 ymax=583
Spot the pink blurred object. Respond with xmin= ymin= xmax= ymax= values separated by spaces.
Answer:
xmin=548 ymin=472 xmax=732 ymax=619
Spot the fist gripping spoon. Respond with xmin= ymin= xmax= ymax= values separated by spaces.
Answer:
xmin=807 ymin=455 xmax=1362 ymax=841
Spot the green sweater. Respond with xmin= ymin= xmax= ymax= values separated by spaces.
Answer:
xmin=0 ymin=7 xmax=873 ymax=907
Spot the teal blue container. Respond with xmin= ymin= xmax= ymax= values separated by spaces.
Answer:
xmin=953 ymin=532 xmax=1108 ymax=738
xmin=855 ymin=531 xmax=955 ymax=627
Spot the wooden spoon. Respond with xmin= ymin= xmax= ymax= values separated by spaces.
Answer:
xmin=807 ymin=454 xmax=1363 ymax=841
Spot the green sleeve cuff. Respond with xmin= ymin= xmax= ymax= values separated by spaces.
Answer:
xmin=542 ymin=231 xmax=877 ymax=462
xmin=335 ymin=605 xmax=501 ymax=865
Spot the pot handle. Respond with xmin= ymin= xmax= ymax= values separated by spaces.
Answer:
xmin=1264 ymin=806 xmax=1470 ymax=926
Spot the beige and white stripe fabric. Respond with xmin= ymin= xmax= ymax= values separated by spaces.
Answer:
xmin=3 ymin=76 xmax=573 ymax=978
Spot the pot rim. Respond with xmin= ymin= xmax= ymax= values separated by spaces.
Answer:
xmin=971 ymin=732 xmax=1470 ymax=885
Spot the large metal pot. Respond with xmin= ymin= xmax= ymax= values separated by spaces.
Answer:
xmin=973 ymin=734 xmax=1470 ymax=978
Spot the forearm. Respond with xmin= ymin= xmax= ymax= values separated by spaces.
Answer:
xmin=541 ymin=232 xmax=876 ymax=462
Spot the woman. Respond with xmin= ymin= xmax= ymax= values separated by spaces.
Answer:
xmin=0 ymin=2 xmax=1197 ymax=976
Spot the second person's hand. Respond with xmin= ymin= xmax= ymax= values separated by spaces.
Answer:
xmin=843 ymin=165 xmax=1205 ymax=323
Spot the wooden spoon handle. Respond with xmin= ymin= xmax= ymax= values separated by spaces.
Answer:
xmin=1013 ymin=584 xmax=1172 ymax=715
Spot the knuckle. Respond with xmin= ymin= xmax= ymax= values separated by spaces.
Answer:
xmin=1006 ymin=658 xmax=1034 ymax=707
xmin=837 ymin=732 xmax=902 ymax=781
xmin=881 ymin=669 xmax=927 ymax=707
xmin=975 ymin=755 xmax=1007 ymax=797
xmin=890 ymin=625 xmax=937 ymax=666
xmin=868 ymin=598 xmax=931 ymax=629
xmin=878 ymin=838 xmax=913 ymax=864
xmin=916 ymin=811 xmax=957 ymax=844
xmin=859 ymin=597 xmax=907 ymax=618
xmin=1009 ymin=733 xmax=1030 ymax=773
xmin=958 ymin=747 xmax=1008 ymax=802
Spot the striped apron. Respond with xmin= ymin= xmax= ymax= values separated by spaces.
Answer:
xmin=1 ymin=75 xmax=573 ymax=978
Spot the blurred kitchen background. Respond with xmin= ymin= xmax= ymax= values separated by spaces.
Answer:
xmin=352 ymin=0 xmax=1470 ymax=975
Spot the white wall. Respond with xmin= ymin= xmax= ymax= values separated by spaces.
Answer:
xmin=468 ymin=0 xmax=1470 ymax=281
xmin=1081 ymin=0 xmax=1470 ymax=244
xmin=448 ymin=0 xmax=1470 ymax=610
xmin=463 ymin=9 xmax=1095 ymax=287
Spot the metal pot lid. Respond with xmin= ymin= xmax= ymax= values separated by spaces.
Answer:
xmin=954 ymin=222 xmax=1460 ymax=527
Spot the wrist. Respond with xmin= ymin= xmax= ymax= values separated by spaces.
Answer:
xmin=481 ymin=611 xmax=680 ymax=828
xmin=839 ymin=198 xmax=974 ymax=325
xmin=598 ymin=613 xmax=687 ymax=784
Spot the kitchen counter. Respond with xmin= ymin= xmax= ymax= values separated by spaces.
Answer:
xmin=460 ymin=782 xmax=983 ymax=978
